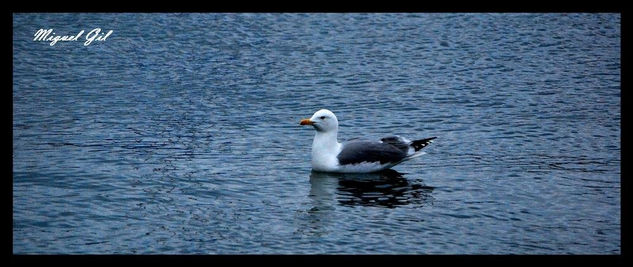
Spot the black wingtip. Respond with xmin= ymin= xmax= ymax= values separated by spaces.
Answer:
xmin=411 ymin=137 xmax=437 ymax=151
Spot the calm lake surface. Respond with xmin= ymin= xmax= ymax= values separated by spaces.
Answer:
xmin=13 ymin=13 xmax=620 ymax=254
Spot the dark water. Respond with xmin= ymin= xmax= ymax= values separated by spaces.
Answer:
xmin=13 ymin=13 xmax=620 ymax=254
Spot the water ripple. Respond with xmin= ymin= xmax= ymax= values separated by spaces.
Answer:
xmin=13 ymin=13 xmax=620 ymax=254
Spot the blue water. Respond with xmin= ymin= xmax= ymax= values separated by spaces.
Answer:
xmin=12 ymin=13 xmax=620 ymax=254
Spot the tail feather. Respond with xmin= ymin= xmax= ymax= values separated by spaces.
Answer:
xmin=411 ymin=137 xmax=437 ymax=151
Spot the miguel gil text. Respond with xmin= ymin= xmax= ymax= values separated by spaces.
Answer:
xmin=34 ymin=28 xmax=113 ymax=46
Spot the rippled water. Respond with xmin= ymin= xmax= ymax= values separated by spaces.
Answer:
xmin=13 ymin=13 xmax=620 ymax=254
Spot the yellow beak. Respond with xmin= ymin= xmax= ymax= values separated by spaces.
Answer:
xmin=299 ymin=118 xmax=314 ymax=125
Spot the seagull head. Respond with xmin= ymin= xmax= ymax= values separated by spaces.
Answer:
xmin=300 ymin=109 xmax=339 ymax=132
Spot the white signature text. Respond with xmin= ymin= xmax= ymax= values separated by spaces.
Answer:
xmin=33 ymin=28 xmax=113 ymax=46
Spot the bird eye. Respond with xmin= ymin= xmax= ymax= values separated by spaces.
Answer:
xmin=320 ymin=116 xmax=326 ymax=120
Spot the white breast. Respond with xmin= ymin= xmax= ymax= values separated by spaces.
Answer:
xmin=311 ymin=143 xmax=342 ymax=172
xmin=310 ymin=131 xmax=342 ymax=172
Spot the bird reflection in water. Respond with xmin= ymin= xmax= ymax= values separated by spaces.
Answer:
xmin=309 ymin=169 xmax=434 ymax=209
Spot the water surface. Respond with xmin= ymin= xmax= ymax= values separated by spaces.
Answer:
xmin=13 ymin=13 xmax=620 ymax=254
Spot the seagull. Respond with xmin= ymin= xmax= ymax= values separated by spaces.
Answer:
xmin=300 ymin=109 xmax=436 ymax=173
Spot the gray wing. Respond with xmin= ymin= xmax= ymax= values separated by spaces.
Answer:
xmin=380 ymin=136 xmax=411 ymax=152
xmin=337 ymin=140 xmax=407 ymax=165
xmin=381 ymin=135 xmax=437 ymax=152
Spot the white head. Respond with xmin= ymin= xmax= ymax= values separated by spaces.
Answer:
xmin=299 ymin=109 xmax=339 ymax=133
